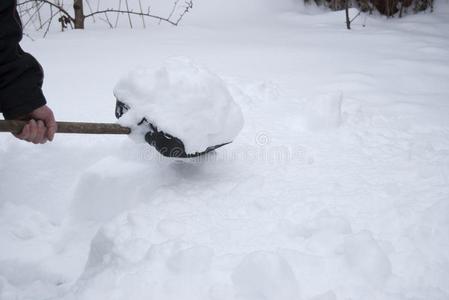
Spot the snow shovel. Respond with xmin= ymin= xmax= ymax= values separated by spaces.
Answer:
xmin=0 ymin=114 xmax=229 ymax=158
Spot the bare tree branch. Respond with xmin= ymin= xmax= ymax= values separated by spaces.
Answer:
xmin=18 ymin=0 xmax=74 ymax=22
xmin=17 ymin=0 xmax=194 ymax=36
xmin=138 ymin=0 xmax=146 ymax=29
xmin=174 ymin=0 xmax=193 ymax=25
xmin=115 ymin=0 xmax=122 ymax=28
xmin=22 ymin=31 xmax=36 ymax=41
xmin=44 ymin=5 xmax=58 ymax=37
xmin=167 ymin=0 xmax=180 ymax=20
xmin=85 ymin=0 xmax=97 ymax=22
xmin=84 ymin=9 xmax=178 ymax=26
xmin=350 ymin=10 xmax=361 ymax=22
xmin=21 ymin=1 xmax=45 ymax=29
xmin=99 ymin=12 xmax=114 ymax=28
xmin=124 ymin=0 xmax=133 ymax=28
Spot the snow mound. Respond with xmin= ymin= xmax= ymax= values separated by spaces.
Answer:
xmin=70 ymin=156 xmax=147 ymax=222
xmin=113 ymin=58 xmax=244 ymax=154
xmin=302 ymin=92 xmax=343 ymax=130
xmin=343 ymin=231 xmax=392 ymax=286
xmin=232 ymin=251 xmax=300 ymax=300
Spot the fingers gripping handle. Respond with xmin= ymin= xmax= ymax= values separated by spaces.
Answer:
xmin=0 ymin=120 xmax=131 ymax=135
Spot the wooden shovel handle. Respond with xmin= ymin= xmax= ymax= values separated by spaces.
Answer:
xmin=0 ymin=120 xmax=131 ymax=135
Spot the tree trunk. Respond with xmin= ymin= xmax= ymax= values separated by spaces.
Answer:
xmin=73 ymin=0 xmax=85 ymax=29
xmin=345 ymin=0 xmax=351 ymax=29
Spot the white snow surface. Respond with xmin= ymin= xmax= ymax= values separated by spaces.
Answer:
xmin=1 ymin=1 xmax=449 ymax=300
xmin=113 ymin=58 xmax=244 ymax=153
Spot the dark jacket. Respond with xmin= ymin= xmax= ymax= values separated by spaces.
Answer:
xmin=0 ymin=0 xmax=46 ymax=119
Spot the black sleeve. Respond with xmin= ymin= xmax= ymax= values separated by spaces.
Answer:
xmin=0 ymin=0 xmax=46 ymax=119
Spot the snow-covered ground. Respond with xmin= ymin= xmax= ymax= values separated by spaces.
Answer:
xmin=1 ymin=1 xmax=449 ymax=299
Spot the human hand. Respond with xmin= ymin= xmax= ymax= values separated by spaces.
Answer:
xmin=15 ymin=105 xmax=57 ymax=144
